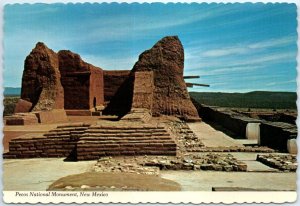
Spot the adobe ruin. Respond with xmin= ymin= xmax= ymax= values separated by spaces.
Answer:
xmin=21 ymin=42 xmax=64 ymax=111
xmin=4 ymin=36 xmax=297 ymax=161
xmin=104 ymin=36 xmax=200 ymax=120
xmin=7 ymin=36 xmax=201 ymax=124
xmin=4 ymin=36 xmax=202 ymax=160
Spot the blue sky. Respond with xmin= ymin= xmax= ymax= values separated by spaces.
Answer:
xmin=4 ymin=3 xmax=298 ymax=92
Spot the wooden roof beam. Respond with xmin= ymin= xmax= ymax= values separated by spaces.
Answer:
xmin=183 ymin=75 xmax=200 ymax=79
xmin=186 ymin=82 xmax=210 ymax=87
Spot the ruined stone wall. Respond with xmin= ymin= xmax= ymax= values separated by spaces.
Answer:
xmin=260 ymin=122 xmax=297 ymax=152
xmin=4 ymin=136 xmax=77 ymax=159
xmin=103 ymin=70 xmax=130 ymax=102
xmin=21 ymin=42 xmax=64 ymax=111
xmin=4 ymin=123 xmax=90 ymax=159
xmin=131 ymin=36 xmax=200 ymax=120
xmin=195 ymin=103 xmax=261 ymax=138
xmin=195 ymin=102 xmax=298 ymax=152
xmin=132 ymin=71 xmax=154 ymax=111
xmin=33 ymin=109 xmax=68 ymax=124
xmin=89 ymin=69 xmax=104 ymax=109
xmin=58 ymin=50 xmax=104 ymax=110
xmin=4 ymin=123 xmax=176 ymax=160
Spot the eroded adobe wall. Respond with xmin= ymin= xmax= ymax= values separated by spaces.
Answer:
xmin=132 ymin=71 xmax=154 ymax=111
xmin=89 ymin=69 xmax=104 ymax=108
xmin=3 ymin=123 xmax=91 ymax=159
xmin=103 ymin=70 xmax=130 ymax=102
xmin=58 ymin=50 xmax=104 ymax=110
xmin=21 ymin=42 xmax=64 ymax=111
xmin=105 ymin=36 xmax=200 ymax=120
xmin=131 ymin=36 xmax=200 ymax=120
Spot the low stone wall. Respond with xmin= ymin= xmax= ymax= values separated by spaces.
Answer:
xmin=3 ymin=122 xmax=177 ymax=160
xmin=34 ymin=109 xmax=68 ymax=123
xmin=196 ymin=104 xmax=260 ymax=138
xmin=65 ymin=110 xmax=92 ymax=116
xmin=259 ymin=121 xmax=297 ymax=152
xmin=5 ymin=113 xmax=39 ymax=125
xmin=3 ymin=135 xmax=77 ymax=159
xmin=3 ymin=123 xmax=91 ymax=159
xmin=193 ymin=102 xmax=297 ymax=152
xmin=77 ymin=141 xmax=176 ymax=161
xmin=5 ymin=110 xmax=68 ymax=125
xmin=257 ymin=154 xmax=297 ymax=171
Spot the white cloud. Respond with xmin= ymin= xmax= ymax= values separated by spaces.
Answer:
xmin=186 ymin=36 xmax=297 ymax=59
xmin=186 ymin=50 xmax=296 ymax=73
xmin=248 ymin=36 xmax=296 ymax=49
xmin=266 ymin=79 xmax=296 ymax=86
xmin=202 ymin=47 xmax=248 ymax=57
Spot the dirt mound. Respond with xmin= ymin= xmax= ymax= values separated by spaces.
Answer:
xmin=47 ymin=172 xmax=181 ymax=191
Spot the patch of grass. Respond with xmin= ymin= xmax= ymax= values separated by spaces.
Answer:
xmin=3 ymin=96 xmax=19 ymax=116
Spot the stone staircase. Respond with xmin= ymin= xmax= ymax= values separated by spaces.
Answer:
xmin=3 ymin=123 xmax=91 ymax=159
xmin=4 ymin=121 xmax=177 ymax=160
xmin=76 ymin=122 xmax=176 ymax=160
xmin=121 ymin=108 xmax=152 ymax=123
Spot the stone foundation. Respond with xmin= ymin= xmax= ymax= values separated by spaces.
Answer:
xmin=5 ymin=110 xmax=68 ymax=125
xmin=5 ymin=113 xmax=39 ymax=125
xmin=33 ymin=109 xmax=68 ymax=123
xmin=65 ymin=110 xmax=92 ymax=116
xmin=4 ymin=122 xmax=176 ymax=160
xmin=3 ymin=123 xmax=91 ymax=159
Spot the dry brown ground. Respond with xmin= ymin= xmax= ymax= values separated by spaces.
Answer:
xmin=48 ymin=172 xmax=181 ymax=191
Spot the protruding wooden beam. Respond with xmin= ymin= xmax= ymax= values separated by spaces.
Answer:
xmin=186 ymin=83 xmax=194 ymax=88
xmin=186 ymin=82 xmax=210 ymax=87
xmin=184 ymin=75 xmax=200 ymax=79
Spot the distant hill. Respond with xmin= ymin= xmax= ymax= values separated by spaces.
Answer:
xmin=3 ymin=88 xmax=297 ymax=109
xmin=190 ymin=91 xmax=297 ymax=109
xmin=4 ymin=87 xmax=21 ymax=96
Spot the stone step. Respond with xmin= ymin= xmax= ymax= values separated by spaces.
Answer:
xmin=76 ymin=141 xmax=177 ymax=160
xmin=81 ymin=132 xmax=170 ymax=138
xmin=44 ymin=130 xmax=85 ymax=136
xmin=49 ymin=127 xmax=89 ymax=132
xmin=56 ymin=123 xmax=91 ymax=128
xmin=80 ymin=136 xmax=173 ymax=141
xmin=77 ymin=149 xmax=176 ymax=156
xmin=78 ymin=140 xmax=175 ymax=145
xmin=84 ymin=129 xmax=167 ymax=133
xmin=89 ymin=125 xmax=165 ymax=130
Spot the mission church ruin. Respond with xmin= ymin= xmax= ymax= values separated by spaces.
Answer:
xmin=4 ymin=36 xmax=207 ymax=160
xmin=8 ymin=36 xmax=200 ymax=124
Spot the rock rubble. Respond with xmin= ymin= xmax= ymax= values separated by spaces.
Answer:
xmin=257 ymin=154 xmax=297 ymax=172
